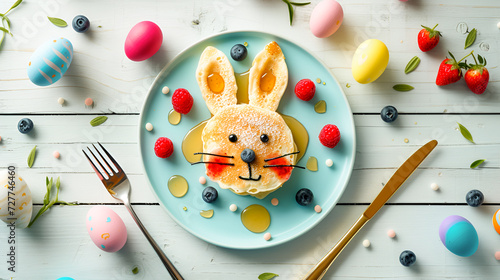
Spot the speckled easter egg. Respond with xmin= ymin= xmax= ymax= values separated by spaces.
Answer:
xmin=439 ymin=215 xmax=478 ymax=257
xmin=86 ymin=206 xmax=127 ymax=252
xmin=124 ymin=21 xmax=163 ymax=61
xmin=492 ymin=209 xmax=500 ymax=234
xmin=310 ymin=0 xmax=344 ymax=38
xmin=27 ymin=38 xmax=73 ymax=86
xmin=351 ymin=39 xmax=389 ymax=84
xmin=0 ymin=170 xmax=33 ymax=228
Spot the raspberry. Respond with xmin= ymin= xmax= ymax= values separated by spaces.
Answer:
xmin=319 ymin=124 xmax=340 ymax=148
xmin=172 ymin=88 xmax=193 ymax=114
xmin=154 ymin=137 xmax=174 ymax=158
xmin=294 ymin=79 xmax=316 ymax=101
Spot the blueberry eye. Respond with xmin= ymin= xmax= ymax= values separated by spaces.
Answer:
xmin=228 ymin=134 xmax=237 ymax=142
xmin=260 ymin=134 xmax=269 ymax=143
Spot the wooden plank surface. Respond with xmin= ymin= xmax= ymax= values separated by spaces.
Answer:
xmin=1 ymin=0 xmax=500 ymax=279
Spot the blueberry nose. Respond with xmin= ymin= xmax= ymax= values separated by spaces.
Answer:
xmin=240 ymin=148 xmax=256 ymax=163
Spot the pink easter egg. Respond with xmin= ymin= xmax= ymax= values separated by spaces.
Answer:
xmin=125 ymin=21 xmax=163 ymax=61
xmin=310 ymin=0 xmax=344 ymax=38
xmin=86 ymin=206 xmax=127 ymax=252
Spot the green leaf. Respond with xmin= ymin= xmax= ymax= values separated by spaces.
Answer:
xmin=47 ymin=16 xmax=67 ymax=27
xmin=5 ymin=0 xmax=23 ymax=15
xmin=290 ymin=1 xmax=311 ymax=6
xmin=393 ymin=84 xmax=414 ymax=92
xmin=27 ymin=145 xmax=37 ymax=168
xmin=132 ymin=267 xmax=139 ymax=274
xmin=258 ymin=273 xmax=279 ymax=280
xmin=470 ymin=159 xmax=485 ymax=169
xmin=90 ymin=116 xmax=108 ymax=127
xmin=282 ymin=0 xmax=294 ymax=26
xmin=484 ymin=57 xmax=487 ymax=66
xmin=477 ymin=54 xmax=483 ymax=64
xmin=448 ymin=51 xmax=456 ymax=61
xmin=404 ymin=56 xmax=420 ymax=74
xmin=464 ymin=28 xmax=476 ymax=49
xmin=457 ymin=122 xmax=474 ymax=143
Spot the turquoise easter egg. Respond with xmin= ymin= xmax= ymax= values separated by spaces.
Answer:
xmin=27 ymin=38 xmax=73 ymax=86
xmin=439 ymin=215 xmax=478 ymax=257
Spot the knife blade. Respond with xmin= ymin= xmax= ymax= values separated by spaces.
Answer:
xmin=303 ymin=139 xmax=438 ymax=280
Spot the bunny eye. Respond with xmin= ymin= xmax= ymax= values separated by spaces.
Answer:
xmin=228 ymin=134 xmax=238 ymax=142
xmin=260 ymin=134 xmax=269 ymax=143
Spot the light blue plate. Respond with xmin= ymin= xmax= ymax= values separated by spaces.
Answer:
xmin=139 ymin=31 xmax=355 ymax=249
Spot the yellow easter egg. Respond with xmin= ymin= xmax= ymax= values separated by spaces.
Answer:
xmin=351 ymin=39 xmax=389 ymax=84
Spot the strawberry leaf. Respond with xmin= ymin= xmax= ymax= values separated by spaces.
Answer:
xmin=464 ymin=28 xmax=477 ymax=49
xmin=470 ymin=159 xmax=485 ymax=169
xmin=448 ymin=51 xmax=456 ymax=61
xmin=393 ymin=84 xmax=414 ymax=91
xmin=404 ymin=56 xmax=420 ymax=74
xmin=483 ymin=57 xmax=487 ymax=66
xmin=457 ymin=122 xmax=474 ymax=144
xmin=477 ymin=54 xmax=483 ymax=64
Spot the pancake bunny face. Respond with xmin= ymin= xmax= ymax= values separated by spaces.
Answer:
xmin=196 ymin=42 xmax=299 ymax=199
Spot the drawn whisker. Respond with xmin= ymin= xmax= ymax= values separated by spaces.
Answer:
xmin=264 ymin=151 xmax=300 ymax=162
xmin=194 ymin=152 xmax=234 ymax=159
xmin=263 ymin=164 xmax=305 ymax=169
xmin=191 ymin=161 xmax=235 ymax=166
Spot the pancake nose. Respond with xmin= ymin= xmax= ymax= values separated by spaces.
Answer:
xmin=241 ymin=148 xmax=256 ymax=163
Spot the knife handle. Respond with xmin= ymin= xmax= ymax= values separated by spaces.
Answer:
xmin=302 ymin=214 xmax=370 ymax=280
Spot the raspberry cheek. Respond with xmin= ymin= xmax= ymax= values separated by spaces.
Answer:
xmin=206 ymin=155 xmax=231 ymax=180
xmin=267 ymin=157 xmax=293 ymax=181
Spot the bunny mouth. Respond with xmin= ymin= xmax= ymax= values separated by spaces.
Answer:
xmin=239 ymin=163 xmax=261 ymax=181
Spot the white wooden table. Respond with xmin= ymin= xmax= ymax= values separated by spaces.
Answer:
xmin=1 ymin=0 xmax=500 ymax=279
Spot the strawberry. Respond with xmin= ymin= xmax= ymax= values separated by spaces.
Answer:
xmin=436 ymin=52 xmax=463 ymax=86
xmin=418 ymin=24 xmax=441 ymax=52
xmin=464 ymin=54 xmax=489 ymax=94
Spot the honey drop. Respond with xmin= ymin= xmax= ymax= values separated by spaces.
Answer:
xmin=306 ymin=156 xmax=318 ymax=172
xmin=168 ymin=109 xmax=181 ymax=125
xmin=281 ymin=115 xmax=309 ymax=163
xmin=241 ymin=204 xmax=270 ymax=233
xmin=181 ymin=120 xmax=208 ymax=163
xmin=314 ymin=100 xmax=326 ymax=114
xmin=167 ymin=175 xmax=189 ymax=198
xmin=207 ymin=73 xmax=224 ymax=94
xmin=200 ymin=209 xmax=214 ymax=218
xmin=260 ymin=70 xmax=276 ymax=92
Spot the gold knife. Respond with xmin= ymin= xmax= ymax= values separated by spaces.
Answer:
xmin=303 ymin=139 xmax=438 ymax=280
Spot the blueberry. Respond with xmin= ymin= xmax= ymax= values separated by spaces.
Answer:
xmin=18 ymin=118 xmax=34 ymax=134
xmin=466 ymin=189 xmax=484 ymax=207
xmin=381 ymin=106 xmax=398 ymax=123
xmin=72 ymin=15 xmax=90 ymax=33
xmin=296 ymin=188 xmax=314 ymax=206
xmin=230 ymin=44 xmax=247 ymax=61
xmin=202 ymin=186 xmax=218 ymax=203
xmin=240 ymin=148 xmax=256 ymax=163
xmin=399 ymin=250 xmax=416 ymax=267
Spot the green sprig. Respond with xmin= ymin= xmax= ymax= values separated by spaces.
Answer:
xmin=27 ymin=177 xmax=77 ymax=228
xmin=282 ymin=0 xmax=311 ymax=26
xmin=0 ymin=0 xmax=23 ymax=49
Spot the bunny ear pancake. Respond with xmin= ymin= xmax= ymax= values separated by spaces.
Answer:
xmin=248 ymin=41 xmax=288 ymax=112
xmin=196 ymin=46 xmax=237 ymax=115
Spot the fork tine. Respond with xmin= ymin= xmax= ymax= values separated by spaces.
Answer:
xmin=92 ymin=143 xmax=115 ymax=175
xmin=97 ymin=142 xmax=124 ymax=173
xmin=83 ymin=148 xmax=106 ymax=180
xmin=85 ymin=147 xmax=111 ymax=178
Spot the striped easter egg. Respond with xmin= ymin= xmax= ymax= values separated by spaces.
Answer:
xmin=492 ymin=209 xmax=500 ymax=234
xmin=27 ymin=38 xmax=73 ymax=86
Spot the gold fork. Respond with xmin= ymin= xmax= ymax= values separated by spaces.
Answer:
xmin=83 ymin=142 xmax=184 ymax=280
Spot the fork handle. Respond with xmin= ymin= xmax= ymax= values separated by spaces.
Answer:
xmin=124 ymin=203 xmax=184 ymax=280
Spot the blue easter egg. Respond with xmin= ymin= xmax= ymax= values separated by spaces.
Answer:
xmin=27 ymin=38 xmax=73 ymax=86
xmin=56 ymin=277 xmax=74 ymax=280
xmin=439 ymin=215 xmax=478 ymax=257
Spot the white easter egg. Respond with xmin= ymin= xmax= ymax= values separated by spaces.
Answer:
xmin=0 ymin=169 xmax=33 ymax=228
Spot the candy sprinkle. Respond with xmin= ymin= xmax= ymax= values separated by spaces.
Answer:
xmin=497 ymin=22 xmax=500 ymax=29
xmin=325 ymin=159 xmax=333 ymax=167
xmin=314 ymin=205 xmax=322 ymax=213
xmin=243 ymin=42 xmax=248 ymax=47
xmin=229 ymin=204 xmax=237 ymax=212
xmin=362 ymin=239 xmax=371 ymax=248
xmin=0 ymin=136 xmax=2 ymax=142
xmin=85 ymin=98 xmax=94 ymax=107
xmin=322 ymin=82 xmax=326 ymax=85
xmin=431 ymin=183 xmax=439 ymax=191
xmin=495 ymin=251 xmax=500 ymax=260
xmin=183 ymin=206 xmax=187 ymax=211
xmin=271 ymin=198 xmax=279 ymax=206
xmin=53 ymin=151 xmax=60 ymax=159
xmin=162 ymin=86 xmax=170 ymax=94
xmin=199 ymin=176 xmax=207 ymax=185
xmin=387 ymin=229 xmax=396 ymax=238
xmin=145 ymin=123 xmax=153 ymax=131
xmin=263 ymin=232 xmax=272 ymax=241
xmin=316 ymin=78 xmax=321 ymax=83
xmin=57 ymin=97 xmax=65 ymax=105
xmin=404 ymin=138 xmax=409 ymax=143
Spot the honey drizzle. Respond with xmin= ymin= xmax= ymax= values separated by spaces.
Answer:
xmin=181 ymin=120 xmax=208 ymax=163
xmin=314 ymin=100 xmax=326 ymax=114
xmin=207 ymin=73 xmax=224 ymax=94
xmin=168 ymin=109 xmax=181 ymax=125
xmin=235 ymin=70 xmax=250 ymax=104
xmin=260 ymin=70 xmax=276 ymax=92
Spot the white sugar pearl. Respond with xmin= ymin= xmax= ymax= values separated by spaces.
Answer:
xmin=57 ymin=97 xmax=65 ymax=105
xmin=497 ymin=22 xmax=500 ymax=29
xmin=145 ymin=123 xmax=153 ymax=131
xmin=431 ymin=183 xmax=439 ymax=191
xmin=162 ymin=86 xmax=170 ymax=94
xmin=199 ymin=176 xmax=207 ymax=185
xmin=362 ymin=239 xmax=371 ymax=248
xmin=229 ymin=204 xmax=237 ymax=212
xmin=325 ymin=159 xmax=333 ymax=167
